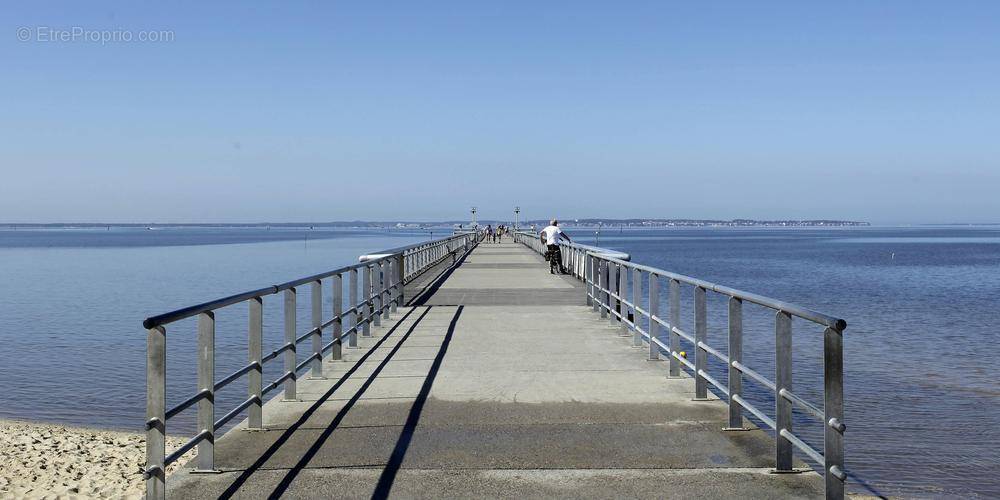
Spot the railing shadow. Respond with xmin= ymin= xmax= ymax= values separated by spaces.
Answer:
xmin=216 ymin=306 xmax=428 ymax=499
xmin=371 ymin=305 xmax=463 ymax=499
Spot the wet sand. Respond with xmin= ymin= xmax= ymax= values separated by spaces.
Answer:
xmin=0 ymin=419 xmax=191 ymax=499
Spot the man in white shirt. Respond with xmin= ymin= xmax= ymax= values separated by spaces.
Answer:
xmin=539 ymin=219 xmax=571 ymax=274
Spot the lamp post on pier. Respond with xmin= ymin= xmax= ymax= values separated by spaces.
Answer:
xmin=471 ymin=206 xmax=478 ymax=229
xmin=514 ymin=206 xmax=520 ymax=231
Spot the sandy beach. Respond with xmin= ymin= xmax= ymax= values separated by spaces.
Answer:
xmin=0 ymin=419 xmax=191 ymax=499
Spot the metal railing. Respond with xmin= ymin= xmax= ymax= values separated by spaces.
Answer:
xmin=514 ymin=230 xmax=847 ymax=500
xmin=141 ymin=232 xmax=479 ymax=499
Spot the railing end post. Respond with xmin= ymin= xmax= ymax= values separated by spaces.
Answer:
xmin=824 ymin=326 xmax=846 ymax=498
xmin=145 ymin=325 xmax=166 ymax=500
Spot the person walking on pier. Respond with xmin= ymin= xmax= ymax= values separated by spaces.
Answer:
xmin=540 ymin=219 xmax=571 ymax=274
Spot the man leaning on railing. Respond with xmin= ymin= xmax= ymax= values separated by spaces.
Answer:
xmin=540 ymin=219 xmax=571 ymax=274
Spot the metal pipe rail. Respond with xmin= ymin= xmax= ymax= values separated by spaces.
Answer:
xmin=142 ymin=232 xmax=479 ymax=499
xmin=513 ymin=230 xmax=847 ymax=500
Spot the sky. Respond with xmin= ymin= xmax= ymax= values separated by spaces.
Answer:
xmin=1 ymin=1 xmax=998 ymax=224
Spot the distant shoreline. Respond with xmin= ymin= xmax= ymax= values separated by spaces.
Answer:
xmin=0 ymin=218 xmax=874 ymax=229
xmin=10 ymin=220 xmax=999 ymax=229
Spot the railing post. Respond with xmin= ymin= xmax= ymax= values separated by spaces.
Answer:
xmin=381 ymin=260 xmax=390 ymax=321
xmin=369 ymin=264 xmax=380 ymax=328
xmin=669 ymin=279 xmax=681 ymax=377
xmin=595 ymin=256 xmax=608 ymax=319
xmin=310 ymin=280 xmax=323 ymax=378
xmin=726 ymin=297 xmax=744 ymax=429
xmin=694 ymin=286 xmax=708 ymax=400
xmin=331 ymin=274 xmax=343 ymax=361
xmin=196 ymin=311 xmax=216 ymax=470
xmin=352 ymin=267 xmax=363 ymax=343
xmin=648 ymin=273 xmax=659 ymax=360
xmin=632 ymin=268 xmax=642 ymax=347
xmin=390 ymin=257 xmax=400 ymax=312
xmin=587 ymin=255 xmax=595 ymax=309
xmin=248 ymin=297 xmax=263 ymax=429
xmin=775 ymin=310 xmax=793 ymax=471
xmin=145 ymin=326 xmax=166 ymax=500
xmin=824 ymin=326 xmax=846 ymax=498
xmin=283 ymin=288 xmax=297 ymax=400
xmin=618 ymin=264 xmax=628 ymax=335
xmin=609 ymin=262 xmax=617 ymax=327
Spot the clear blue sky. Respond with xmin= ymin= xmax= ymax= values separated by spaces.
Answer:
xmin=2 ymin=2 xmax=998 ymax=224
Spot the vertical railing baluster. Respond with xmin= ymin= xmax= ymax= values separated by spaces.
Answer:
xmin=369 ymin=264 xmax=380 ymax=328
xmin=632 ymin=268 xmax=642 ymax=347
xmin=648 ymin=273 xmax=659 ymax=360
xmin=824 ymin=326 xmax=846 ymax=498
xmin=587 ymin=255 xmax=595 ymax=309
xmin=248 ymin=297 xmax=263 ymax=429
xmin=310 ymin=280 xmax=323 ymax=378
xmin=396 ymin=254 xmax=405 ymax=307
xmin=283 ymin=288 xmax=297 ymax=400
xmin=609 ymin=262 xmax=617 ymax=326
xmin=196 ymin=311 xmax=215 ymax=470
xmin=389 ymin=258 xmax=398 ymax=313
xmin=694 ymin=286 xmax=708 ymax=400
xmin=599 ymin=260 xmax=608 ymax=319
xmin=669 ymin=279 xmax=681 ymax=377
xmin=726 ymin=297 xmax=744 ymax=429
xmin=775 ymin=310 xmax=793 ymax=471
xmin=381 ymin=260 xmax=390 ymax=321
xmin=331 ymin=274 xmax=343 ymax=361
xmin=352 ymin=267 xmax=363 ymax=343
xmin=145 ymin=326 xmax=166 ymax=500
xmin=618 ymin=264 xmax=627 ymax=335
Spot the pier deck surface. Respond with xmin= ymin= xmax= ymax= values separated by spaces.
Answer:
xmin=168 ymin=241 xmax=824 ymax=499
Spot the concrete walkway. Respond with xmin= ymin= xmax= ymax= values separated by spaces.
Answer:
xmin=168 ymin=241 xmax=824 ymax=499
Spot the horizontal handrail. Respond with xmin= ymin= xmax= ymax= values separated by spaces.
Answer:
xmin=600 ymin=254 xmax=844 ymax=330
xmin=142 ymin=286 xmax=275 ymax=330
xmin=563 ymin=241 xmax=630 ymax=261
xmin=143 ymin=234 xmax=472 ymax=330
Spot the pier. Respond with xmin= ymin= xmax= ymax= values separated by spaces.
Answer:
xmin=144 ymin=232 xmax=845 ymax=499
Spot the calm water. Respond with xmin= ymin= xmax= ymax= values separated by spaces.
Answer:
xmin=1 ymin=226 xmax=998 ymax=497
xmin=0 ymin=227 xmax=427 ymax=429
